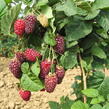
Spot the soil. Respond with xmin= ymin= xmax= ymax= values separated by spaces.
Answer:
xmin=0 ymin=57 xmax=81 ymax=109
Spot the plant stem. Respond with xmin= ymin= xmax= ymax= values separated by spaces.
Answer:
xmin=78 ymin=53 xmax=87 ymax=103
xmin=42 ymin=45 xmax=48 ymax=61
xmin=49 ymin=46 xmax=52 ymax=59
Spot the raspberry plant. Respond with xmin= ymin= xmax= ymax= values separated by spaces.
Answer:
xmin=1 ymin=0 xmax=109 ymax=108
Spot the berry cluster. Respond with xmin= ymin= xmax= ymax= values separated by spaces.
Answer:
xmin=9 ymin=48 xmax=41 ymax=101
xmin=10 ymin=14 xmax=65 ymax=101
xmin=9 ymin=48 xmax=41 ymax=79
xmin=40 ymin=59 xmax=65 ymax=93
xmin=14 ymin=15 xmax=37 ymax=37
xmin=9 ymin=48 xmax=65 ymax=100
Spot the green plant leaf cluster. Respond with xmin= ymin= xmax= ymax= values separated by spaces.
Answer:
xmin=49 ymin=96 xmax=74 ymax=109
xmin=21 ymin=62 xmax=44 ymax=92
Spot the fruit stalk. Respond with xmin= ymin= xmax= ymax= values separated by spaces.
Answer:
xmin=78 ymin=52 xmax=87 ymax=103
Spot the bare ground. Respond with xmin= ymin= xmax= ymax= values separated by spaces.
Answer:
xmin=0 ymin=57 xmax=81 ymax=109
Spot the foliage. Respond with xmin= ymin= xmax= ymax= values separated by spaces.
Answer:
xmin=0 ymin=1 xmax=21 ymax=57
xmin=21 ymin=62 xmax=44 ymax=91
xmin=0 ymin=35 xmax=18 ymax=57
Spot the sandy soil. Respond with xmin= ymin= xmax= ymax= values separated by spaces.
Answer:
xmin=0 ymin=57 xmax=80 ymax=109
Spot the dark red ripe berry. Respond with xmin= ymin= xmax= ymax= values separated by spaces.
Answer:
xmin=54 ymin=35 xmax=65 ymax=54
xmin=14 ymin=19 xmax=25 ymax=36
xmin=45 ymin=74 xmax=58 ymax=93
xmin=40 ymin=59 xmax=52 ymax=80
xmin=19 ymin=90 xmax=31 ymax=101
xmin=24 ymin=15 xmax=37 ymax=34
xmin=9 ymin=59 xmax=22 ymax=78
xmin=24 ymin=48 xmax=41 ymax=62
xmin=56 ymin=66 xmax=65 ymax=84
xmin=40 ymin=88 xmax=45 ymax=92
xmin=16 ymin=52 xmax=26 ymax=63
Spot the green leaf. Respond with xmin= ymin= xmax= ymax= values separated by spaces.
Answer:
xmin=5 ymin=0 xmax=12 ymax=4
xmin=21 ymin=62 xmax=29 ymax=74
xmin=36 ymin=0 xmax=48 ymax=7
xmin=57 ymin=18 xmax=69 ymax=30
xmin=84 ymin=0 xmax=95 ymax=2
xmin=80 ymin=34 xmax=98 ymax=50
xmin=1 ymin=4 xmax=21 ymax=35
xmin=66 ymin=41 xmax=78 ymax=48
xmin=83 ymin=56 xmax=93 ymax=66
xmin=90 ymin=104 xmax=102 ymax=109
xmin=84 ymin=8 xmax=100 ymax=20
xmin=55 ymin=0 xmax=77 ymax=16
xmin=44 ymin=31 xmax=56 ymax=46
xmin=93 ymin=71 xmax=105 ymax=79
xmin=31 ymin=60 xmax=40 ymax=77
xmin=0 ymin=0 xmax=6 ymax=18
xmin=97 ymin=12 xmax=109 ymax=32
xmin=48 ymin=0 xmax=58 ymax=5
xmin=14 ymin=0 xmax=21 ymax=2
xmin=60 ymin=96 xmax=74 ymax=109
xmin=0 ymin=0 xmax=6 ymax=12
xmin=71 ymin=101 xmax=89 ymax=109
xmin=49 ymin=101 xmax=61 ymax=109
xmin=21 ymin=73 xmax=44 ymax=92
xmin=96 ymin=29 xmax=109 ymax=39
xmin=60 ymin=51 xmax=77 ymax=69
xmin=90 ymin=96 xmax=105 ymax=104
xmin=77 ymin=7 xmax=87 ymax=16
xmin=103 ymin=103 xmax=109 ymax=109
xmin=81 ymin=60 xmax=87 ymax=69
xmin=88 ymin=71 xmax=105 ymax=89
xmin=65 ymin=20 xmax=92 ymax=41
xmin=99 ymin=77 xmax=109 ymax=98
xmin=91 ymin=44 xmax=107 ymax=59
xmin=82 ymin=89 xmax=99 ymax=98
xmin=92 ymin=60 xmax=105 ymax=70
xmin=93 ymin=0 xmax=109 ymax=9
xmin=41 ymin=5 xmax=53 ymax=19
xmin=77 ymin=1 xmax=92 ymax=11
xmin=107 ymin=94 xmax=109 ymax=101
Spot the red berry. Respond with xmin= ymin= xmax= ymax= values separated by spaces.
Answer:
xmin=54 ymin=35 xmax=65 ymax=54
xmin=19 ymin=90 xmax=31 ymax=101
xmin=40 ymin=59 xmax=52 ymax=80
xmin=45 ymin=74 xmax=58 ymax=93
xmin=14 ymin=19 xmax=25 ymax=36
xmin=24 ymin=15 xmax=37 ymax=34
xmin=24 ymin=48 xmax=42 ymax=62
xmin=9 ymin=59 xmax=22 ymax=78
xmin=16 ymin=52 xmax=26 ymax=63
xmin=56 ymin=66 xmax=65 ymax=84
